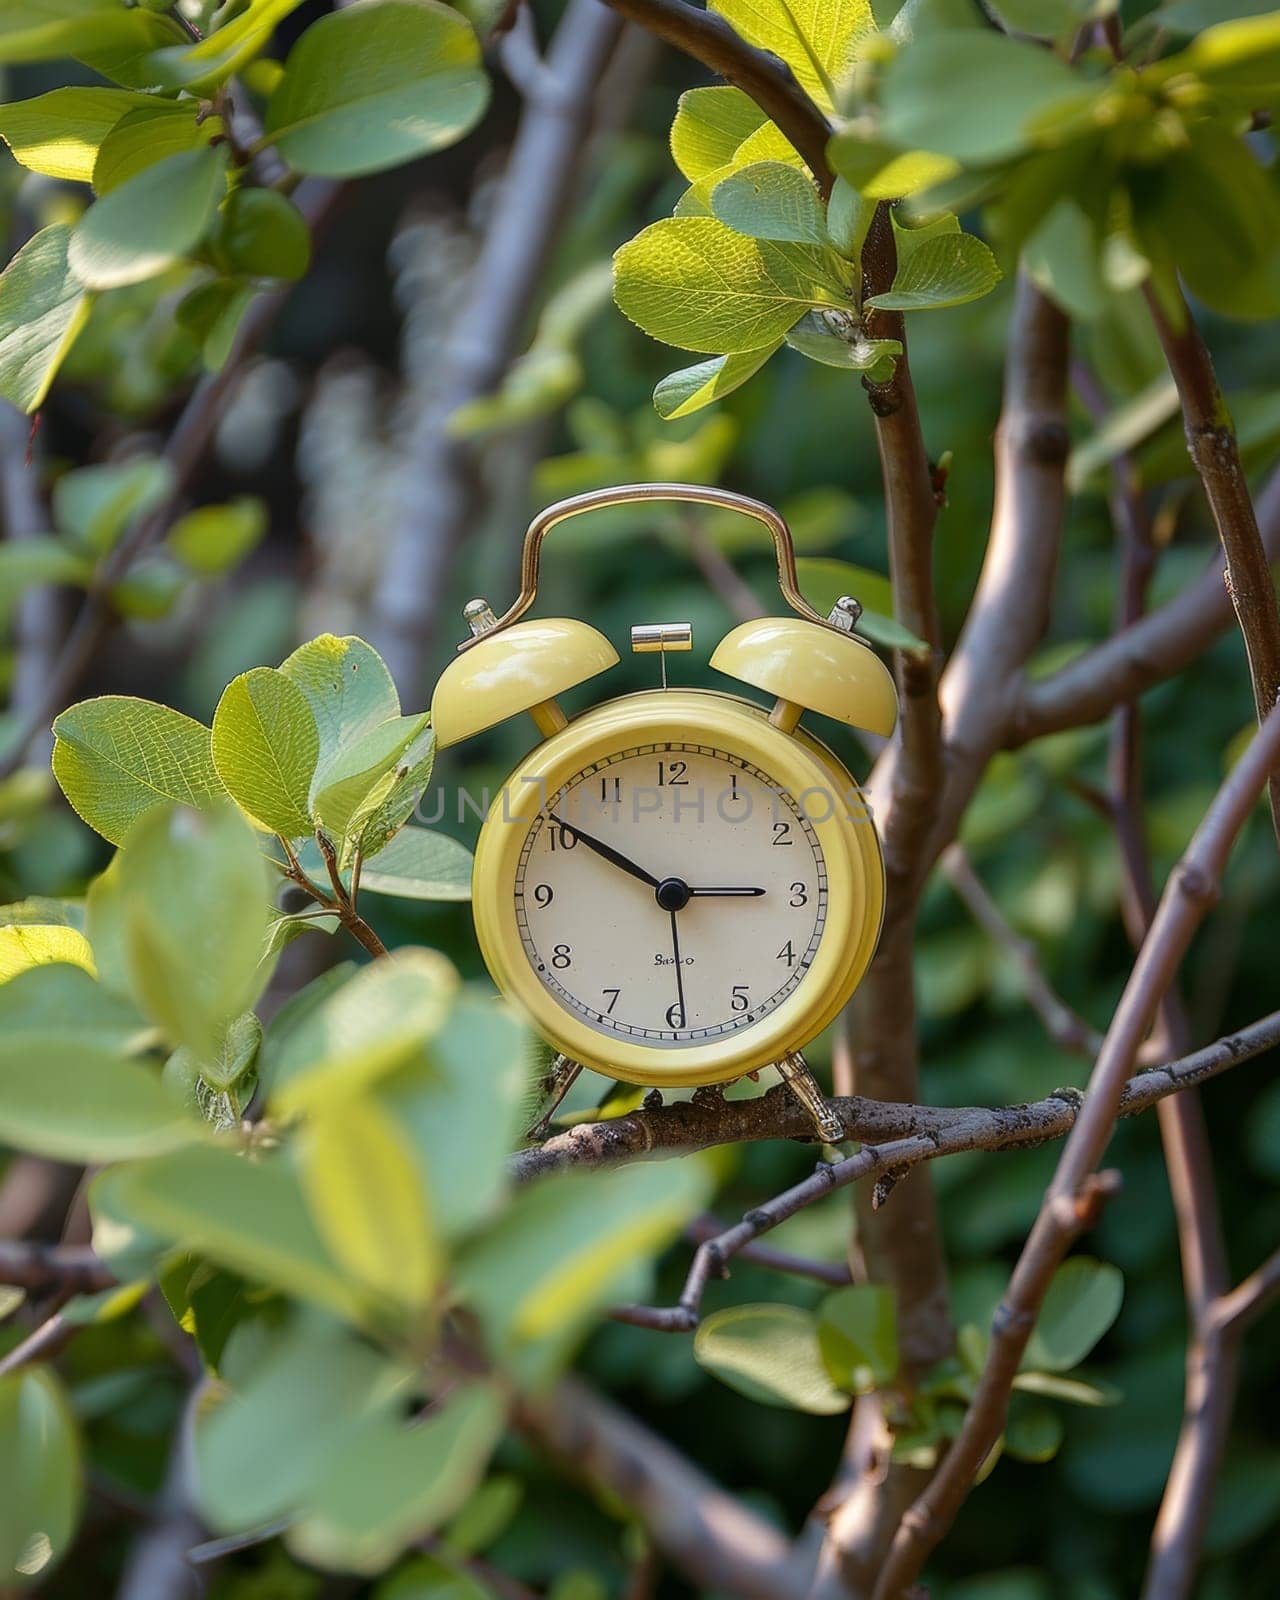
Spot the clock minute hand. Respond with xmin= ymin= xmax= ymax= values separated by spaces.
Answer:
xmin=547 ymin=813 xmax=660 ymax=889
xmin=687 ymin=886 xmax=766 ymax=897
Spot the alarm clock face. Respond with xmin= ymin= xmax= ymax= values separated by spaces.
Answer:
xmin=472 ymin=692 xmax=881 ymax=1086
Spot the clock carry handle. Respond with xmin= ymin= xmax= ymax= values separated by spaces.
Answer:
xmin=455 ymin=482 xmax=830 ymax=654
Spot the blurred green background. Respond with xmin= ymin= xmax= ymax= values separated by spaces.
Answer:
xmin=3 ymin=2 xmax=1279 ymax=1595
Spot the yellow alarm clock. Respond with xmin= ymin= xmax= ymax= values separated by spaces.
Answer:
xmin=430 ymin=484 xmax=898 ymax=1142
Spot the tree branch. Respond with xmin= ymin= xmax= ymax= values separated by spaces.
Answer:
xmin=366 ymin=0 xmax=627 ymax=693
xmin=1011 ymin=466 xmax=1280 ymax=744
xmin=507 ymin=1004 xmax=1279 ymax=1174
xmin=1145 ymin=285 xmax=1280 ymax=844
xmin=940 ymin=842 xmax=1104 ymax=1057
xmin=597 ymin=0 xmax=833 ymax=191
xmin=872 ymin=698 xmax=1280 ymax=1600
xmin=516 ymin=1375 xmax=809 ymax=1600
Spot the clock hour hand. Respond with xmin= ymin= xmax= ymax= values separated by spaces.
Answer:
xmin=687 ymin=886 xmax=766 ymax=897
xmin=547 ymin=813 xmax=660 ymax=889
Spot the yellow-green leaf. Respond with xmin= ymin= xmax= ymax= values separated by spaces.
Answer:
xmin=52 ymin=695 xmax=226 ymax=848
xmin=0 ymin=86 xmax=152 ymax=181
xmin=0 ymin=225 xmax=91 ymax=413
xmin=0 ymin=923 xmax=95 ymax=982
xmin=148 ymin=0 xmax=308 ymax=90
xmin=711 ymin=0 xmax=875 ymax=107
xmin=299 ymin=1096 xmax=440 ymax=1306
xmin=212 ymin=667 xmax=320 ymax=838
xmin=711 ymin=160 xmax=830 ymax=245
xmin=865 ymin=230 xmax=1002 ymax=311
xmin=670 ymin=85 xmax=767 ymax=181
xmin=695 ymin=1303 xmax=850 ymax=1413
xmin=92 ymin=100 xmax=223 ymax=195
xmin=266 ymin=947 xmax=459 ymax=1115
xmin=653 ymin=343 xmax=781 ymax=419
xmin=614 ymin=215 xmax=851 ymax=355
xmin=69 ymin=143 xmax=229 ymax=290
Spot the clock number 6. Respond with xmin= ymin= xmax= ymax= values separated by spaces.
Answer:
xmin=665 ymin=1002 xmax=685 ymax=1028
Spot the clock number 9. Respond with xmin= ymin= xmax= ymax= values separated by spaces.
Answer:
xmin=533 ymin=883 xmax=554 ymax=908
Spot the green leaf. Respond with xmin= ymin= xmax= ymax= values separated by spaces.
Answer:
xmin=357 ymin=826 xmax=472 ymax=901
xmin=827 ymin=129 xmax=960 ymax=203
xmin=1012 ymin=1370 xmax=1121 ymax=1406
xmin=92 ymin=101 xmax=223 ymax=194
xmin=167 ymin=1010 xmax=261 ymax=1095
xmin=103 ymin=1143 xmax=365 ymax=1318
xmin=0 ymin=1369 xmax=82 ymax=1587
xmin=168 ymin=498 xmax=268 ymax=575
xmin=53 ymin=457 xmax=173 ymax=555
xmin=711 ymin=161 xmax=830 ymax=245
xmin=881 ymin=31 xmax=1086 ymax=164
xmin=262 ymin=0 xmax=490 ymax=179
xmin=795 ymin=556 xmax=928 ymax=654
xmin=72 ymin=9 xmax=188 ymax=88
xmin=1022 ymin=1256 xmax=1123 ymax=1373
xmin=290 ymin=1383 xmax=504 ymax=1575
xmin=0 ymin=1036 xmax=194 ymax=1162
xmin=456 ymin=1162 xmax=709 ymax=1358
xmin=1065 ymin=374 xmax=1180 ymax=493
xmin=614 ymin=216 xmax=851 ymax=355
xmin=280 ymin=634 xmax=401 ymax=787
xmin=312 ymin=712 xmax=429 ymax=839
xmin=0 ymin=922 xmax=95 ymax=982
xmin=653 ymin=343 xmax=782 ymax=420
xmin=985 ymin=0 xmax=1090 ymax=37
xmin=382 ymin=992 xmax=530 ymax=1241
xmin=1004 ymin=1396 xmax=1065 ymax=1462
xmin=195 ymin=1314 xmax=406 ymax=1530
xmin=52 ymin=696 xmax=226 ymax=848
xmin=0 ymin=538 xmax=92 ymax=618
xmin=266 ymin=947 xmax=459 ymax=1115
xmin=176 ymin=278 xmax=258 ymax=372
xmin=212 ymin=667 xmax=320 ymax=838
xmin=784 ymin=312 xmax=902 ymax=374
xmin=865 ymin=230 xmax=1001 ymax=311
xmin=669 ymin=85 xmax=767 ymax=182
xmin=347 ymin=727 xmax=437 ymax=859
xmin=827 ymin=176 xmax=875 ymax=260
xmin=299 ymin=1095 xmax=441 ymax=1306
xmin=69 ymin=144 xmax=229 ymax=290
xmin=0 ymin=86 xmax=152 ymax=181
xmin=711 ymin=0 xmax=875 ymax=107
xmin=148 ymin=0 xmax=307 ymax=90
xmin=119 ymin=803 xmax=270 ymax=1059
xmin=0 ymin=0 xmax=132 ymax=63
xmin=213 ymin=187 xmax=311 ymax=281
xmin=694 ymin=1303 xmax=851 ymax=1414
xmin=0 ymin=963 xmax=147 ymax=1054
xmin=817 ymin=1285 xmax=898 ymax=1392
xmin=0 ymin=225 xmax=92 ymax=413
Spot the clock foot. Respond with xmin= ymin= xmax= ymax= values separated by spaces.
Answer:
xmin=775 ymin=1051 xmax=845 ymax=1143
xmin=525 ymin=1053 xmax=583 ymax=1141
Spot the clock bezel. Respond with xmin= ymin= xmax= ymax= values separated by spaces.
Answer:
xmin=471 ymin=689 xmax=884 ymax=1086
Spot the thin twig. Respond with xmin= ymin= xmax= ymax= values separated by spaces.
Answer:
xmin=315 ymin=831 xmax=388 ymax=958
xmin=940 ymin=843 xmax=1104 ymax=1056
xmin=597 ymin=0 xmax=833 ymax=191
xmin=1211 ymin=1246 xmax=1280 ymax=1338
xmin=1145 ymin=284 xmax=1280 ymax=844
xmin=872 ymin=699 xmax=1280 ymax=1600
xmin=0 ymin=1309 xmax=73 ymax=1377
xmin=687 ymin=1214 xmax=852 ymax=1287
xmin=0 ymin=1240 xmax=116 ymax=1294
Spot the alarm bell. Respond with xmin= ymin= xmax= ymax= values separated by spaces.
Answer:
xmin=711 ymin=611 xmax=898 ymax=738
xmin=430 ymin=615 xmax=618 ymax=749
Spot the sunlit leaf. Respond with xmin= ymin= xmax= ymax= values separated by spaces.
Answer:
xmin=69 ymin=144 xmax=228 ymax=290
xmin=0 ymin=86 xmax=151 ymax=180
xmin=669 ymin=85 xmax=766 ymax=181
xmin=212 ymin=667 xmax=320 ymax=838
xmin=711 ymin=161 xmax=830 ymax=245
xmin=0 ymin=226 xmax=92 ymax=413
xmin=653 ymin=343 xmax=782 ymax=419
xmin=52 ymin=696 xmax=226 ymax=848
